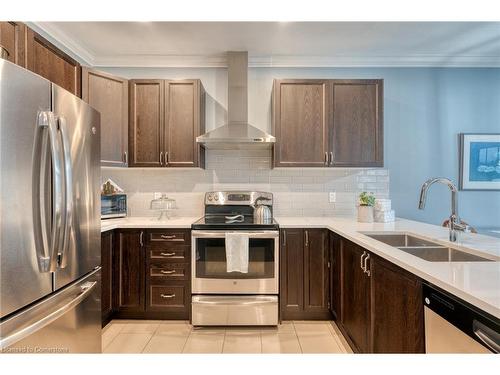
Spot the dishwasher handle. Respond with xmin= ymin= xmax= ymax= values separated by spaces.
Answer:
xmin=473 ymin=320 xmax=500 ymax=353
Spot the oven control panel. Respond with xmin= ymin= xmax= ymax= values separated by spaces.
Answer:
xmin=205 ymin=191 xmax=273 ymax=206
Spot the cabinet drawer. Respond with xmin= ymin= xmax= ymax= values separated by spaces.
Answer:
xmin=149 ymin=246 xmax=189 ymax=262
xmin=147 ymin=230 xmax=190 ymax=244
xmin=149 ymin=263 xmax=189 ymax=280
xmin=149 ymin=285 xmax=187 ymax=307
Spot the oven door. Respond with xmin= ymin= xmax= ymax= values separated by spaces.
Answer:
xmin=191 ymin=230 xmax=279 ymax=294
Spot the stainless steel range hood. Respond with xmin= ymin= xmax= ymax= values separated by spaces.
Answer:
xmin=196 ymin=51 xmax=275 ymax=150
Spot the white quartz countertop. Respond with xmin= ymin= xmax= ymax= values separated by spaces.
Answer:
xmin=101 ymin=216 xmax=199 ymax=232
xmin=276 ymin=216 xmax=500 ymax=318
xmin=101 ymin=215 xmax=500 ymax=318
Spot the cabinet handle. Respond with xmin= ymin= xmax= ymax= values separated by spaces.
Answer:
xmin=160 ymin=294 xmax=176 ymax=299
xmin=159 ymin=151 xmax=164 ymax=166
xmin=139 ymin=231 xmax=144 ymax=247
xmin=160 ymin=269 xmax=176 ymax=274
xmin=324 ymin=152 xmax=328 ymax=165
xmin=360 ymin=251 xmax=367 ymax=271
xmin=305 ymin=230 xmax=309 ymax=247
xmin=165 ymin=152 xmax=169 ymax=165
xmin=282 ymin=231 xmax=286 ymax=247
xmin=160 ymin=252 xmax=175 ymax=257
xmin=160 ymin=234 xmax=176 ymax=239
xmin=123 ymin=151 xmax=128 ymax=165
xmin=329 ymin=152 xmax=333 ymax=165
xmin=364 ymin=253 xmax=371 ymax=277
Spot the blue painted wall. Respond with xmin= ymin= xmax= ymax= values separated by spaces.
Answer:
xmin=106 ymin=66 xmax=500 ymax=228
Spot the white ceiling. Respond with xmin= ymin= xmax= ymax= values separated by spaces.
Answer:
xmin=30 ymin=22 xmax=500 ymax=67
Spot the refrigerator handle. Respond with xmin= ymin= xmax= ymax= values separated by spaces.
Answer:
xmin=0 ymin=280 xmax=97 ymax=350
xmin=57 ymin=117 xmax=73 ymax=269
xmin=33 ymin=111 xmax=65 ymax=272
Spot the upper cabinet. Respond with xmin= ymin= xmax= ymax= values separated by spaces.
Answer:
xmin=0 ymin=22 xmax=26 ymax=67
xmin=273 ymin=80 xmax=330 ymax=167
xmin=129 ymin=79 xmax=205 ymax=168
xmin=272 ymin=79 xmax=383 ymax=168
xmin=330 ymin=80 xmax=383 ymax=167
xmin=82 ymin=68 xmax=129 ymax=167
xmin=25 ymin=28 xmax=81 ymax=96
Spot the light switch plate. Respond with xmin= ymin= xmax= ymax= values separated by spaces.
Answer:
xmin=329 ymin=191 xmax=336 ymax=203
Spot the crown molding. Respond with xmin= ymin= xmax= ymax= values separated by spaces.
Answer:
xmin=28 ymin=22 xmax=500 ymax=68
xmin=27 ymin=22 xmax=95 ymax=66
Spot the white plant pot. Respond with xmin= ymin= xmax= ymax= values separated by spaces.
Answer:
xmin=357 ymin=206 xmax=374 ymax=223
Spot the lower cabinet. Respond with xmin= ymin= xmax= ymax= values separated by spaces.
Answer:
xmin=337 ymin=237 xmax=425 ymax=353
xmin=280 ymin=228 xmax=330 ymax=320
xmin=328 ymin=232 xmax=341 ymax=321
xmin=101 ymin=231 xmax=114 ymax=326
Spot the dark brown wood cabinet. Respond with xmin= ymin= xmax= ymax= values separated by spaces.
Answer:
xmin=25 ymin=28 xmax=81 ymax=96
xmin=129 ymin=79 xmax=205 ymax=168
xmin=272 ymin=79 xmax=383 ymax=167
xmin=336 ymin=237 xmax=424 ymax=353
xmin=280 ymin=228 xmax=330 ymax=320
xmin=82 ymin=68 xmax=129 ymax=167
xmin=116 ymin=230 xmax=145 ymax=314
xmin=370 ymin=254 xmax=424 ymax=353
xmin=273 ymin=80 xmax=330 ymax=167
xmin=0 ymin=21 xmax=26 ymax=67
xmin=329 ymin=232 xmax=341 ymax=321
xmin=145 ymin=229 xmax=191 ymax=319
xmin=101 ymin=231 xmax=114 ymax=325
xmin=330 ymin=80 xmax=383 ymax=167
xmin=340 ymin=239 xmax=371 ymax=353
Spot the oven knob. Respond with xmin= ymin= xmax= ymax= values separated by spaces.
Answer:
xmin=214 ymin=195 xmax=219 ymax=201
xmin=207 ymin=195 xmax=213 ymax=201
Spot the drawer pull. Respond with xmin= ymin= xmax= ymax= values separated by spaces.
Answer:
xmin=160 ymin=252 xmax=176 ymax=257
xmin=160 ymin=270 xmax=176 ymax=274
xmin=160 ymin=234 xmax=176 ymax=239
xmin=160 ymin=293 xmax=176 ymax=299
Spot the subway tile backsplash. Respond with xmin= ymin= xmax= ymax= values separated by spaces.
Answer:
xmin=102 ymin=149 xmax=389 ymax=218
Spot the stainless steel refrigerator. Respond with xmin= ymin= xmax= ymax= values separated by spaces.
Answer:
xmin=0 ymin=59 xmax=101 ymax=353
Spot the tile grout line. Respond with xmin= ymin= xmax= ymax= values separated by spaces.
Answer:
xmin=291 ymin=322 xmax=304 ymax=354
xmin=102 ymin=322 xmax=125 ymax=352
xmin=139 ymin=322 xmax=161 ymax=353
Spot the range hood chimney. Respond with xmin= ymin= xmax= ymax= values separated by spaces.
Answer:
xmin=196 ymin=51 xmax=275 ymax=149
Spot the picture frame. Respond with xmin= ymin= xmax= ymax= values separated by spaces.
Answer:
xmin=459 ymin=133 xmax=500 ymax=190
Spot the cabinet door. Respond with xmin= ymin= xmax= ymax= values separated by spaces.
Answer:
xmin=82 ymin=68 xmax=128 ymax=167
xmin=330 ymin=80 xmax=383 ymax=167
xmin=0 ymin=21 xmax=26 ymax=67
xmin=273 ymin=80 xmax=330 ymax=167
xmin=329 ymin=232 xmax=341 ymax=321
xmin=164 ymin=80 xmax=204 ymax=167
xmin=117 ymin=230 xmax=145 ymax=313
xmin=370 ymin=254 xmax=425 ymax=353
xmin=280 ymin=229 xmax=304 ymax=319
xmin=340 ymin=239 xmax=371 ymax=353
xmin=129 ymin=80 xmax=164 ymax=167
xmin=25 ymin=28 xmax=81 ymax=96
xmin=303 ymin=229 xmax=330 ymax=318
xmin=101 ymin=231 xmax=114 ymax=324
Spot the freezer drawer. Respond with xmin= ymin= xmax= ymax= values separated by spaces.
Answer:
xmin=192 ymin=295 xmax=278 ymax=326
xmin=0 ymin=268 xmax=101 ymax=353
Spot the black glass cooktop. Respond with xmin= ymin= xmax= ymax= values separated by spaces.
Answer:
xmin=191 ymin=215 xmax=279 ymax=230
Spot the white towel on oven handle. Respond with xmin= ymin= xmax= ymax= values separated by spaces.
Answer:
xmin=225 ymin=232 xmax=249 ymax=273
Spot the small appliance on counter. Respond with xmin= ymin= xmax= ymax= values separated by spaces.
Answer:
xmin=101 ymin=193 xmax=127 ymax=219
xmin=150 ymin=193 xmax=177 ymax=220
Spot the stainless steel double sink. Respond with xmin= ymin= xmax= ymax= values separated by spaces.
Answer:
xmin=361 ymin=233 xmax=496 ymax=262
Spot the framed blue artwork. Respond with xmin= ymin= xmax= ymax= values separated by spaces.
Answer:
xmin=459 ymin=133 xmax=500 ymax=190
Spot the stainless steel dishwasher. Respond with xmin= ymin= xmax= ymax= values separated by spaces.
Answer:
xmin=423 ymin=283 xmax=499 ymax=353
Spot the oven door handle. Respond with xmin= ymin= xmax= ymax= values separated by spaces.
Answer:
xmin=191 ymin=231 xmax=279 ymax=239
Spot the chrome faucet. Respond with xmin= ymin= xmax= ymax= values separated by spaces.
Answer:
xmin=418 ymin=177 xmax=470 ymax=242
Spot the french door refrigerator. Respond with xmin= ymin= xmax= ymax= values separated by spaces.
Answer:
xmin=0 ymin=59 xmax=101 ymax=353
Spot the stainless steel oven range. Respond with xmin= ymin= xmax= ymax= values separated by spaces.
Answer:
xmin=191 ymin=191 xmax=279 ymax=326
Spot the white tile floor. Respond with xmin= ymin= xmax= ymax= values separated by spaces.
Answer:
xmin=102 ymin=320 xmax=353 ymax=354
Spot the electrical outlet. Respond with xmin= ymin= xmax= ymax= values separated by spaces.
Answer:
xmin=154 ymin=192 xmax=163 ymax=199
xmin=329 ymin=191 xmax=336 ymax=203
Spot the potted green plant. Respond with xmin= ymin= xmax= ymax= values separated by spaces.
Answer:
xmin=358 ymin=192 xmax=375 ymax=223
